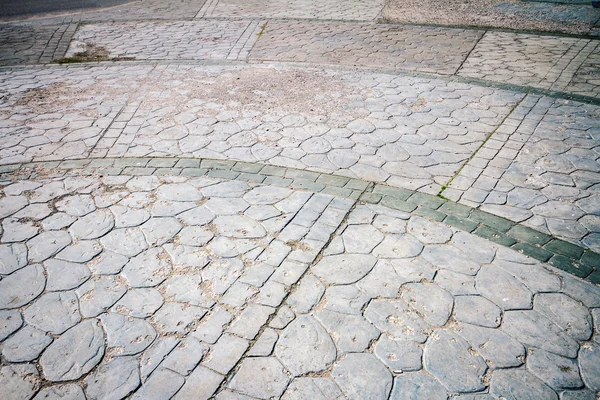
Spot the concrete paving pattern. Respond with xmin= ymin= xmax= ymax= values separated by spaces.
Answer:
xmin=0 ymin=0 xmax=599 ymax=399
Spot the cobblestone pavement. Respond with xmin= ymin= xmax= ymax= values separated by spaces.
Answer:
xmin=0 ymin=24 xmax=76 ymax=66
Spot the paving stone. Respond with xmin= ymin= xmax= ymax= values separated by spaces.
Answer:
xmin=228 ymin=303 xmax=275 ymax=340
xmin=434 ymin=270 xmax=477 ymax=295
xmin=490 ymin=369 xmax=558 ymax=400
xmin=342 ymin=224 xmax=384 ymax=253
xmin=365 ymin=299 xmax=430 ymax=343
xmin=373 ymin=233 xmax=424 ymax=258
xmin=559 ymin=390 xmax=598 ymax=400
xmin=314 ymin=308 xmax=379 ymax=353
xmin=256 ymin=280 xmax=288 ymax=307
xmin=101 ymin=313 xmax=157 ymax=356
xmin=422 ymin=244 xmax=480 ymax=275
xmin=502 ymin=310 xmax=579 ymax=358
xmin=202 ymin=258 xmax=244 ymax=295
xmin=494 ymin=258 xmax=562 ymax=293
xmin=323 ymin=285 xmax=370 ymax=315
xmin=140 ymin=217 xmax=182 ymax=246
xmin=24 ymin=291 xmax=80 ymax=334
xmin=56 ymin=195 xmax=96 ymax=217
xmin=157 ymin=183 xmax=203 ymax=201
xmin=130 ymin=368 xmax=185 ymax=400
xmin=356 ymin=259 xmax=405 ymax=298
xmin=213 ymin=215 xmax=266 ymax=238
xmin=122 ymin=248 xmax=172 ymax=288
xmin=40 ymin=320 xmax=105 ymax=382
xmin=100 ymin=228 xmax=148 ymax=257
xmin=390 ymin=372 xmax=448 ymax=400
xmin=331 ymin=353 xmax=392 ymax=400
xmin=56 ymin=240 xmax=102 ymax=263
xmin=533 ymin=293 xmax=592 ymax=341
xmin=0 ymin=364 xmax=39 ymax=400
xmin=476 ymin=265 xmax=533 ymax=310
xmin=112 ymin=288 xmax=164 ymax=318
xmin=579 ymin=342 xmax=600 ymax=391
xmin=527 ymin=348 xmax=583 ymax=390
xmin=162 ymin=274 xmax=214 ymax=308
xmin=282 ymin=377 xmax=344 ymax=400
xmin=456 ymin=323 xmax=525 ymax=369
xmin=0 ymin=196 xmax=28 ymax=219
xmin=372 ymin=214 xmax=406 ymax=233
xmin=401 ymin=283 xmax=453 ymax=326
xmin=191 ymin=307 xmax=233 ymax=344
xmin=450 ymin=231 xmax=497 ymax=264
xmin=174 ymin=366 xmax=224 ymax=400
xmin=0 ymin=243 xmax=27 ymax=274
xmin=203 ymin=333 xmax=249 ymax=375
xmin=276 ymin=316 xmax=336 ymax=376
xmin=69 ymin=211 xmax=115 ymax=240
xmin=152 ymin=302 xmax=207 ymax=334
xmin=84 ymin=356 xmax=140 ymax=400
xmin=454 ymin=295 xmax=502 ymax=328
xmin=312 ymin=254 xmax=376 ymax=285
xmin=0 ymin=310 xmax=22 ymax=341
xmin=42 ymin=213 xmax=77 ymax=231
xmin=140 ymin=337 xmax=180 ymax=380
xmin=2 ymin=325 xmax=53 ymax=362
xmin=424 ymin=329 xmax=487 ymax=393
xmin=27 ymin=230 xmax=72 ymax=262
xmin=407 ymin=216 xmax=453 ymax=244
xmin=0 ymin=263 xmax=46 ymax=309
xmin=44 ymin=259 xmax=91 ymax=291
xmin=178 ymin=206 xmax=215 ymax=225
xmin=243 ymin=186 xmax=293 ymax=204
xmin=249 ymin=328 xmax=279 ymax=357
xmin=560 ymin=272 xmax=600 ymax=308
xmin=33 ymin=384 xmax=86 ymax=400
xmin=75 ymin=276 xmax=127 ymax=318
xmin=161 ymin=337 xmax=209 ymax=375
xmin=374 ymin=336 xmax=422 ymax=372
xmin=286 ymin=273 xmax=325 ymax=313
xmin=228 ymin=357 xmax=290 ymax=399
xmin=88 ymin=251 xmax=129 ymax=275
xmin=2 ymin=217 xmax=39 ymax=243
xmin=111 ymin=205 xmax=150 ymax=228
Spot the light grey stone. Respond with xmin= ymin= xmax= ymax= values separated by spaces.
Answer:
xmin=450 ymin=231 xmax=497 ymax=264
xmin=140 ymin=337 xmax=180 ymax=380
xmin=100 ymin=228 xmax=148 ymax=257
xmin=315 ymin=309 xmax=380 ymax=353
xmin=342 ymin=224 xmax=384 ymax=253
xmin=373 ymin=234 xmax=424 ymax=258
xmin=174 ymin=366 xmax=224 ymax=400
xmin=0 ymin=364 xmax=39 ymax=400
xmin=424 ymin=329 xmax=487 ymax=393
xmin=27 ymin=231 xmax=72 ymax=262
xmin=391 ymin=257 xmax=436 ymax=283
xmin=0 ymin=263 xmax=46 ymax=309
xmin=157 ymin=183 xmax=203 ymax=201
xmin=130 ymin=368 xmax=184 ymax=400
xmin=122 ymin=248 xmax=172 ymax=288
xmin=84 ymin=356 xmax=140 ymax=400
xmin=401 ymin=283 xmax=453 ymax=326
xmin=208 ymin=237 xmax=258 ymax=258
xmin=162 ymin=274 xmax=214 ymax=308
xmin=75 ymin=276 xmax=127 ymax=317
xmin=24 ymin=291 xmax=80 ymax=334
xmin=560 ymin=272 xmax=600 ymax=308
xmin=140 ymin=217 xmax=182 ymax=246
xmin=88 ymin=251 xmax=129 ymax=275
xmin=163 ymin=244 xmax=211 ymax=269
xmin=0 ymin=195 xmax=28 ymax=219
xmin=202 ymin=258 xmax=244 ymax=295
xmin=323 ymin=285 xmax=370 ymax=315
xmin=257 ymin=280 xmax=288 ymax=307
xmin=476 ymin=265 xmax=533 ymax=310
xmin=375 ymin=336 xmax=422 ymax=372
xmin=101 ymin=313 xmax=156 ymax=356
xmin=559 ymin=390 xmax=597 ymax=400
xmin=33 ymin=384 xmax=85 ymax=400
xmin=228 ymin=303 xmax=275 ymax=340
xmin=454 ymin=295 xmax=502 ymax=328
xmin=191 ymin=307 xmax=233 ymax=344
xmin=276 ymin=316 xmax=336 ymax=376
xmin=177 ymin=206 xmax=215 ymax=225
xmin=201 ymin=181 xmax=249 ymax=198
xmin=365 ymin=299 xmax=430 ymax=343
xmin=202 ymin=334 xmax=249 ymax=375
xmin=244 ymin=186 xmax=292 ymax=205
xmin=205 ymin=198 xmax=249 ymax=215
xmin=494 ymin=259 xmax=561 ymax=293
xmin=213 ymin=215 xmax=266 ymax=238
xmin=0 ymin=243 xmax=27 ymax=274
xmin=502 ymin=310 xmax=579 ymax=358
xmin=282 ymin=378 xmax=344 ymax=400
xmin=286 ymin=273 xmax=325 ymax=313
xmin=372 ymin=214 xmax=406 ymax=233
xmin=2 ymin=325 xmax=52 ymax=362
xmin=110 ymin=205 xmax=150 ymax=228
xmin=69 ymin=210 xmax=114 ymax=240
xmin=249 ymin=328 xmax=279 ymax=356
xmin=42 ymin=213 xmax=77 ymax=231
xmin=152 ymin=302 xmax=207 ymax=334
xmin=162 ymin=337 xmax=208 ymax=375
xmin=111 ymin=288 xmax=164 ymax=318
xmin=229 ymin=357 xmax=290 ymax=399
xmin=2 ymin=217 xmax=39 ymax=242
xmin=44 ymin=259 xmax=91 ymax=291
xmin=0 ymin=310 xmax=22 ymax=341
xmin=579 ymin=342 xmax=600 ymax=391
xmin=356 ymin=259 xmax=405 ymax=298
xmin=434 ymin=270 xmax=477 ymax=295
xmin=244 ymin=205 xmax=281 ymax=221
xmin=422 ymin=244 xmax=480 ymax=275
xmin=533 ymin=293 xmax=592 ymax=341
xmin=490 ymin=369 xmax=558 ymax=400
xmin=312 ymin=254 xmax=377 ymax=285
xmin=40 ymin=320 xmax=105 ymax=382
xmin=177 ymin=226 xmax=214 ymax=246
xmin=56 ymin=195 xmax=96 ymax=217
xmin=332 ymin=353 xmax=393 ymax=400
xmin=56 ymin=240 xmax=102 ymax=263
xmin=457 ymin=322 xmax=525 ymax=369
xmin=527 ymin=348 xmax=583 ymax=390
xmin=408 ymin=217 xmax=453 ymax=244
xmin=390 ymin=372 xmax=448 ymax=400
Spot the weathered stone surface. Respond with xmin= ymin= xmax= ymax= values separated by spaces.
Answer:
xmin=42 ymin=213 xmax=77 ymax=231
xmin=249 ymin=328 xmax=279 ymax=356
xmin=112 ymin=288 xmax=163 ymax=318
xmin=434 ymin=270 xmax=477 ymax=295
xmin=157 ymin=183 xmax=203 ymax=201
xmin=323 ymin=285 xmax=370 ymax=315
xmin=494 ymin=258 xmax=561 ymax=293
xmin=139 ymin=337 xmax=180 ymax=380
xmin=24 ymin=291 xmax=80 ymax=334
xmin=312 ymin=254 xmax=376 ymax=285
xmin=202 ymin=333 xmax=249 ymax=375
xmin=202 ymin=258 xmax=244 ymax=295
xmin=100 ymin=313 xmax=157 ymax=355
xmin=365 ymin=299 xmax=430 ymax=343
xmin=44 ymin=259 xmax=91 ymax=291
xmin=88 ymin=251 xmax=129 ymax=275
xmin=457 ymin=323 xmax=525 ymax=369
xmin=33 ymin=384 xmax=86 ymax=400
xmin=84 ymin=356 xmax=140 ymax=400
xmin=533 ymin=293 xmax=592 ymax=341
xmin=56 ymin=195 xmax=96 ymax=217
xmin=332 ymin=353 xmax=392 ymax=400
xmin=152 ymin=302 xmax=207 ymax=334
xmin=100 ymin=228 xmax=148 ymax=257
xmin=2 ymin=325 xmax=53 ymax=362
xmin=451 ymin=231 xmax=497 ymax=264
xmin=122 ymin=248 xmax=172 ymax=287
xmin=0 ymin=364 xmax=39 ymax=400
xmin=375 ymin=336 xmax=422 ymax=372
xmin=69 ymin=211 xmax=115 ymax=240
xmin=0 ymin=310 xmax=22 ymax=341
xmin=283 ymin=378 xmax=344 ymax=400
xmin=162 ymin=274 xmax=214 ymax=308
xmin=454 ymin=295 xmax=502 ymax=328
xmin=191 ymin=307 xmax=233 ymax=344
xmin=476 ymin=265 xmax=533 ymax=310
xmin=373 ymin=234 xmax=424 ymax=258
xmin=178 ymin=206 xmax=215 ymax=225
xmin=111 ymin=205 xmax=150 ymax=228
xmin=0 ymin=263 xmax=46 ymax=309
xmin=40 ymin=320 xmax=105 ymax=381
xmin=177 ymin=226 xmax=214 ymax=247
xmin=579 ymin=342 xmax=600 ymax=391
xmin=407 ymin=216 xmax=453 ymax=244
xmin=424 ymin=329 xmax=487 ymax=393
xmin=213 ymin=215 xmax=266 ymax=238
xmin=559 ymin=390 xmax=598 ymax=400
xmin=0 ymin=243 xmax=27 ymax=274
xmin=174 ymin=366 xmax=224 ymax=400
xmin=287 ymin=273 xmax=325 ymax=313
xmin=27 ymin=231 xmax=72 ymax=262
xmin=140 ymin=217 xmax=182 ymax=246
xmin=401 ymin=283 xmax=453 ymax=326
xmin=390 ymin=372 xmax=448 ymax=400
xmin=527 ymin=349 xmax=583 ymax=390
xmin=75 ymin=276 xmax=127 ymax=317
xmin=130 ymin=368 xmax=185 ymax=400
xmin=502 ymin=310 xmax=579 ymax=358
xmin=276 ymin=316 xmax=336 ymax=376
xmin=228 ymin=303 xmax=275 ymax=340
xmin=342 ymin=224 xmax=384 ymax=253
xmin=315 ymin=309 xmax=380 ymax=353
xmin=490 ymin=369 xmax=558 ymax=400
xmin=228 ymin=357 xmax=290 ymax=399
xmin=162 ymin=337 xmax=209 ymax=375
xmin=422 ymin=244 xmax=480 ymax=275
xmin=56 ymin=240 xmax=102 ymax=263
xmin=356 ymin=259 xmax=405 ymax=298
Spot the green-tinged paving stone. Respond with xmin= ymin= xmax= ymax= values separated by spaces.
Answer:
xmin=175 ymin=159 xmax=201 ymax=168
xmin=359 ymin=192 xmax=382 ymax=204
xmin=544 ymin=240 xmax=584 ymax=259
xmin=24 ymin=161 xmax=61 ymax=169
xmin=260 ymin=165 xmax=286 ymax=177
xmin=238 ymin=173 xmax=266 ymax=182
xmin=349 ymin=191 xmax=362 ymax=200
xmin=473 ymin=225 xmax=517 ymax=246
xmin=470 ymin=209 xmax=513 ymax=233
xmin=439 ymin=202 xmax=472 ymax=218
xmin=380 ymin=196 xmax=417 ymax=213
xmin=322 ymin=186 xmax=353 ymax=198
xmin=232 ymin=162 xmax=264 ymax=173
xmin=290 ymin=179 xmax=325 ymax=191
xmin=114 ymin=158 xmax=150 ymax=167
xmin=507 ymin=225 xmax=551 ymax=246
xmin=581 ymin=252 xmax=600 ymax=269
xmin=511 ymin=243 xmax=553 ymax=262
xmin=201 ymin=160 xmax=235 ymax=169
xmin=0 ymin=164 xmax=22 ymax=173
xmin=59 ymin=160 xmax=91 ymax=169
xmin=154 ymin=168 xmax=182 ymax=176
xmin=549 ymin=255 xmax=593 ymax=278
xmin=407 ymin=192 xmax=445 ymax=209
xmin=345 ymin=179 xmax=369 ymax=191
xmin=207 ymin=169 xmax=240 ymax=179
xmin=89 ymin=159 xmax=116 ymax=168
xmin=372 ymin=185 xmax=413 ymax=200
xmin=443 ymin=215 xmax=478 ymax=232
xmin=96 ymin=168 xmax=123 ymax=175
xmin=180 ymin=168 xmax=208 ymax=176
xmin=316 ymin=174 xmax=350 ymax=187
xmin=147 ymin=158 xmax=178 ymax=168
xmin=586 ymin=269 xmax=600 ymax=284
xmin=285 ymin=169 xmax=320 ymax=181
xmin=264 ymin=176 xmax=292 ymax=186
xmin=123 ymin=167 xmax=156 ymax=175
xmin=413 ymin=207 xmax=446 ymax=222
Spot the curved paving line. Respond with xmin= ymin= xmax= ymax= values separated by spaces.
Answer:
xmin=1 ymin=156 xmax=598 ymax=284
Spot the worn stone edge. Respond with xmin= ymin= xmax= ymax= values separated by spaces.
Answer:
xmin=1 ymin=156 xmax=598 ymax=284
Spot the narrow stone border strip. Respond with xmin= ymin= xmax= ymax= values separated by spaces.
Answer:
xmin=0 ymin=156 xmax=598 ymax=284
